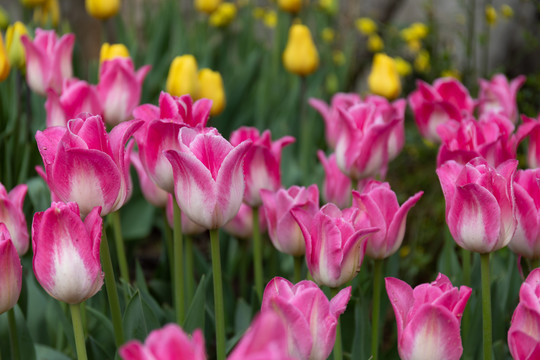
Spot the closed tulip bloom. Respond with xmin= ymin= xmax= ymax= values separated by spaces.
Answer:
xmin=317 ymin=151 xmax=352 ymax=209
xmin=0 ymin=33 xmax=9 ymax=82
xmin=198 ymin=68 xmax=225 ymax=116
xmin=166 ymin=55 xmax=199 ymax=98
xmin=99 ymin=42 xmax=130 ymax=64
xmin=283 ymin=24 xmax=319 ymax=76
xmin=209 ymin=2 xmax=237 ymax=27
xmin=292 ymin=203 xmax=378 ymax=287
xmin=437 ymin=157 xmax=517 ymax=253
xmin=230 ymin=127 xmax=295 ymax=207
xmin=0 ymin=183 xmax=29 ymax=255
xmin=223 ymin=203 xmax=266 ymax=240
xmin=36 ymin=114 xmax=142 ymax=217
xmin=165 ymin=195 xmax=206 ymax=236
xmin=386 ymin=274 xmax=472 ymax=360
xmin=195 ymin=0 xmax=222 ymax=14
xmin=6 ymin=21 xmax=28 ymax=71
xmin=368 ymin=53 xmax=401 ymax=99
xmin=32 ymin=202 xmax=103 ymax=304
xmin=508 ymin=268 xmax=540 ymax=360
xmin=85 ymin=0 xmax=120 ymax=20
xmin=165 ymin=126 xmax=251 ymax=229
xmin=261 ymin=277 xmax=351 ymax=360
xmin=352 ymin=180 xmax=423 ymax=259
xmin=278 ymin=0 xmax=302 ymax=13
xmin=131 ymin=150 xmax=168 ymax=208
xmin=0 ymin=224 xmax=22 ymax=315
xmin=120 ymin=324 xmax=206 ymax=360
xmin=33 ymin=0 xmax=60 ymax=27
xmin=478 ymin=74 xmax=525 ymax=123
xmin=20 ymin=29 xmax=75 ymax=96
xmin=261 ymin=185 xmax=319 ymax=256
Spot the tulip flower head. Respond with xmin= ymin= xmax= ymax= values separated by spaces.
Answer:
xmin=195 ymin=0 xmax=222 ymax=14
xmin=166 ymin=195 xmax=206 ymax=236
xmin=99 ymin=42 xmax=130 ymax=64
xmin=368 ymin=53 xmax=401 ymax=99
xmin=278 ymin=0 xmax=303 ymax=14
xmin=283 ymin=24 xmax=319 ymax=77
xmin=0 ymin=183 xmax=29 ymax=255
xmin=0 ymin=33 xmax=9 ymax=82
xmin=166 ymin=54 xmax=200 ymax=98
xmin=209 ymin=2 xmax=237 ymax=27
xmin=478 ymin=73 xmax=525 ymax=123
xmin=223 ymin=203 xmax=266 ymax=240
xmin=33 ymin=0 xmax=60 ymax=27
xmin=0 ymin=224 xmax=22 ymax=315
xmin=523 ymin=115 xmax=540 ymax=169
xmin=131 ymin=150 xmax=169 ymax=208
xmin=85 ymin=0 xmax=120 ymax=19
xmin=317 ymin=151 xmax=352 ymax=209
xmin=6 ymin=21 xmax=28 ymax=71
xmin=198 ymin=68 xmax=225 ymax=116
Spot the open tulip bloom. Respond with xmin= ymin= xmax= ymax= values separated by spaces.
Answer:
xmin=0 ymin=223 xmax=22 ymax=315
xmin=0 ymin=182 xmax=28 ymax=255
xmin=478 ymin=74 xmax=525 ymax=122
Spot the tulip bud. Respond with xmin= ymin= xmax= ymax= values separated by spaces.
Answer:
xmin=209 ymin=2 xmax=237 ymax=27
xmin=355 ymin=17 xmax=377 ymax=35
xmin=0 ymin=33 xmax=10 ymax=82
xmin=485 ymin=5 xmax=497 ymax=26
xmin=99 ymin=42 xmax=130 ymax=64
xmin=367 ymin=34 xmax=384 ymax=52
xmin=0 ymin=6 xmax=10 ymax=31
xmin=278 ymin=0 xmax=302 ymax=14
xmin=195 ymin=0 xmax=222 ymax=14
xmin=283 ymin=24 xmax=319 ymax=77
xmin=6 ymin=21 xmax=29 ymax=71
xmin=85 ymin=0 xmax=120 ymax=20
xmin=33 ymin=0 xmax=60 ymax=27
xmin=368 ymin=53 xmax=401 ymax=99
xmin=0 ymin=224 xmax=22 ymax=315
xmin=198 ymin=68 xmax=226 ymax=116
xmin=166 ymin=55 xmax=199 ymax=98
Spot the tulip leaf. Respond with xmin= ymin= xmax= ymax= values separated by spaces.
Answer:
xmin=120 ymin=197 xmax=155 ymax=240
xmin=26 ymin=176 xmax=53 ymax=212
xmin=14 ymin=305 xmax=37 ymax=360
xmin=35 ymin=345 xmax=71 ymax=360
xmin=86 ymin=306 xmax=116 ymax=357
xmin=123 ymin=290 xmax=160 ymax=342
xmin=183 ymin=274 xmax=207 ymax=333
xmin=87 ymin=335 xmax=114 ymax=360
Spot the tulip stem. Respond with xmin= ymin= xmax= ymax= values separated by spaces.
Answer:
xmin=173 ymin=199 xmax=185 ymax=325
xmin=299 ymin=76 xmax=311 ymax=181
xmin=210 ymin=229 xmax=226 ymax=360
xmin=371 ymin=259 xmax=383 ymax=360
xmin=481 ymin=253 xmax=492 ymax=360
xmin=110 ymin=211 xmax=130 ymax=299
xmin=461 ymin=248 xmax=471 ymax=343
xmin=294 ymin=256 xmax=303 ymax=283
xmin=69 ymin=303 xmax=88 ymax=360
xmin=185 ymin=235 xmax=195 ymax=305
xmin=331 ymin=287 xmax=343 ymax=360
xmin=7 ymin=308 xmax=19 ymax=360
xmin=162 ymin=209 xmax=174 ymax=284
xmin=100 ymin=229 xmax=125 ymax=346
xmin=252 ymin=206 xmax=264 ymax=300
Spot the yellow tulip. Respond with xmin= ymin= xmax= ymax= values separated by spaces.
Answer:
xmin=99 ymin=43 xmax=130 ymax=64
xmin=209 ymin=3 xmax=237 ymax=27
xmin=198 ymin=69 xmax=226 ymax=116
xmin=263 ymin=10 xmax=277 ymax=28
xmin=318 ymin=0 xmax=337 ymax=15
xmin=278 ymin=0 xmax=302 ymax=14
xmin=85 ymin=0 xmax=120 ymax=20
xmin=282 ymin=24 xmax=319 ymax=76
xmin=20 ymin=0 xmax=46 ymax=8
xmin=0 ymin=6 xmax=10 ymax=31
xmin=367 ymin=53 xmax=401 ymax=100
xmin=367 ymin=34 xmax=384 ymax=52
xmin=355 ymin=17 xmax=377 ymax=35
xmin=500 ymin=4 xmax=513 ymax=19
xmin=166 ymin=55 xmax=199 ymax=98
xmin=321 ymin=28 xmax=335 ymax=43
xmin=485 ymin=5 xmax=497 ymax=26
xmin=441 ymin=69 xmax=461 ymax=80
xmin=34 ymin=0 xmax=60 ymax=27
xmin=394 ymin=57 xmax=412 ymax=77
xmin=0 ymin=33 xmax=10 ymax=82
xmin=195 ymin=0 xmax=222 ymax=15
xmin=6 ymin=21 xmax=28 ymax=71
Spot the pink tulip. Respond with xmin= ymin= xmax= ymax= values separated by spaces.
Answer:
xmin=36 ymin=113 xmax=142 ymax=217
xmin=45 ymin=78 xmax=103 ymax=127
xmin=165 ymin=194 xmax=206 ymax=236
xmin=521 ymin=115 xmax=540 ymax=168
xmin=131 ymin=150 xmax=169 ymax=208
xmin=261 ymin=277 xmax=351 ymax=360
xmin=292 ymin=203 xmax=378 ymax=287
xmin=317 ymin=151 xmax=352 ymax=209
xmin=165 ymin=126 xmax=251 ymax=229
xmin=0 ymin=224 xmax=22 ymax=315
xmin=223 ymin=203 xmax=267 ymax=240
xmin=21 ymin=29 xmax=75 ymax=96
xmin=508 ymin=268 xmax=540 ymax=360
xmin=260 ymin=185 xmax=319 ymax=257
xmin=478 ymin=74 xmax=525 ymax=122
xmin=229 ymin=127 xmax=295 ymax=207
xmin=119 ymin=324 xmax=206 ymax=360
xmin=352 ymin=180 xmax=423 ymax=259
xmin=98 ymin=58 xmax=151 ymax=126
xmin=0 ymin=183 xmax=28 ymax=255
xmin=385 ymin=273 xmax=472 ymax=360
xmin=133 ymin=92 xmax=212 ymax=193
xmin=437 ymin=157 xmax=517 ymax=253
xmin=32 ymin=202 xmax=103 ymax=304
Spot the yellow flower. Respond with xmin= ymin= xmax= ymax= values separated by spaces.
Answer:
xmin=485 ymin=5 xmax=497 ymax=26
xmin=394 ymin=57 xmax=412 ymax=77
xmin=253 ymin=7 xmax=265 ymax=19
xmin=33 ymin=0 xmax=60 ymax=27
xmin=209 ymin=2 xmax=237 ymax=27
xmin=195 ymin=0 xmax=222 ymax=14
xmin=406 ymin=39 xmax=421 ymax=54
xmin=20 ymin=0 xmax=46 ymax=8
xmin=318 ymin=0 xmax=337 ymax=15
xmin=282 ymin=24 xmax=319 ymax=76
xmin=414 ymin=49 xmax=430 ymax=73
xmin=263 ymin=10 xmax=277 ymax=28
xmin=0 ymin=33 xmax=10 ymax=82
xmin=99 ymin=43 xmax=130 ymax=64
xmin=166 ymin=55 xmax=200 ymax=98
xmin=367 ymin=53 xmax=401 ymax=99
xmin=355 ymin=17 xmax=377 ymax=35
xmin=85 ymin=0 xmax=120 ymax=20
xmin=409 ymin=22 xmax=428 ymax=40
xmin=0 ymin=6 xmax=10 ymax=30
xmin=321 ymin=28 xmax=335 ymax=43
xmin=6 ymin=21 xmax=28 ymax=71
xmin=441 ymin=69 xmax=461 ymax=80
xmin=198 ymin=69 xmax=226 ymax=116
xmin=278 ymin=0 xmax=302 ymax=14
xmin=367 ymin=34 xmax=384 ymax=52
xmin=500 ymin=4 xmax=513 ymax=19
xmin=332 ymin=50 xmax=345 ymax=66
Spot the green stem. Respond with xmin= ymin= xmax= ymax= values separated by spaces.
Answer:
xmin=299 ymin=76 xmax=310 ymax=180
xmin=331 ymin=287 xmax=342 ymax=360
xmin=173 ymin=199 xmax=185 ymax=325
xmin=210 ymin=229 xmax=226 ymax=360
xmin=461 ymin=248 xmax=471 ymax=344
xmin=252 ymin=206 xmax=263 ymax=300
xmin=101 ymin=229 xmax=124 ymax=346
xmin=481 ymin=253 xmax=492 ymax=360
xmin=69 ymin=303 xmax=88 ymax=360
xmin=294 ymin=256 xmax=303 ymax=283
xmin=185 ymin=235 xmax=195 ymax=305
xmin=110 ymin=211 xmax=130 ymax=298
xmin=8 ymin=308 xmax=19 ymax=360
xmin=162 ymin=208 xmax=174 ymax=282
xmin=371 ymin=259 xmax=383 ymax=360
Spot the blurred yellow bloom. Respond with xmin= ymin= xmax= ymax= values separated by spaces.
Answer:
xmin=6 ymin=21 xmax=28 ymax=71
xmin=394 ymin=57 xmax=411 ymax=77
xmin=253 ymin=7 xmax=265 ymax=19
xmin=282 ymin=24 xmax=319 ymax=76
xmin=85 ymin=0 xmax=120 ymax=20
xmin=166 ymin=55 xmax=200 ymax=98
xmin=198 ymin=69 xmax=226 ymax=116
xmin=209 ymin=2 xmax=237 ymax=27
xmin=278 ymin=0 xmax=302 ymax=14
xmin=20 ymin=0 xmax=46 ymax=8
xmin=33 ymin=0 xmax=60 ymax=27
xmin=485 ymin=5 xmax=497 ymax=26
xmin=0 ymin=33 xmax=10 ymax=82
xmin=414 ymin=49 xmax=430 ymax=73
xmin=195 ymin=0 xmax=222 ymax=15
xmin=355 ymin=17 xmax=377 ymax=35
xmin=406 ymin=39 xmax=421 ymax=53
xmin=263 ymin=10 xmax=277 ymax=28
xmin=367 ymin=34 xmax=384 ymax=52
xmin=332 ymin=50 xmax=345 ymax=66
xmin=401 ymin=22 xmax=428 ymax=44
xmin=318 ymin=0 xmax=337 ymax=15
xmin=500 ymin=4 xmax=513 ymax=19
xmin=368 ymin=53 xmax=401 ymax=99
xmin=441 ymin=69 xmax=461 ymax=80
xmin=322 ymin=28 xmax=335 ymax=43
xmin=0 ymin=6 xmax=10 ymax=30
xmin=100 ymin=43 xmax=130 ymax=64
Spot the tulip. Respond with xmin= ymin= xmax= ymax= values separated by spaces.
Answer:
xmin=20 ymin=29 xmax=75 ymax=96
xmin=261 ymin=185 xmax=319 ymax=256
xmin=0 ymin=7 xmax=9 ymax=31
xmin=355 ymin=17 xmax=377 ymax=35
xmin=85 ymin=0 xmax=120 ymax=20
xmin=166 ymin=55 xmax=199 ymax=98
xmin=99 ymin=42 xmax=130 ymax=64
xmin=195 ymin=0 xmax=221 ymax=14
xmin=32 ymin=202 xmax=103 ymax=304
xmin=119 ymin=324 xmax=206 ymax=360
xmin=0 ymin=33 xmax=9 ymax=82
xmin=386 ymin=274 xmax=472 ymax=360
xmin=33 ymin=0 xmax=60 ymax=27
xmin=131 ymin=150 xmax=168 ymax=208
xmin=523 ymin=115 xmax=540 ymax=168
xmin=209 ymin=3 xmax=237 ymax=27
xmin=437 ymin=157 xmax=517 ymax=253
xmin=45 ymin=78 xmax=102 ymax=127
xmin=0 ymin=224 xmax=22 ymax=315
xmin=317 ymin=151 xmax=352 ymax=209
xmin=223 ymin=203 xmax=266 ymax=240
xmin=0 ymin=183 xmax=29 ymax=256
xmin=97 ymin=57 xmax=151 ymax=126
xmin=278 ymin=0 xmax=302 ymax=13
xmin=292 ymin=203 xmax=378 ymax=288
xmin=261 ymin=277 xmax=351 ymax=360
xmin=6 ymin=21 xmax=28 ymax=71
xmin=368 ymin=53 xmax=400 ymax=99
xmin=198 ymin=68 xmax=225 ymax=116
xmin=283 ymin=24 xmax=319 ymax=77
xmin=508 ymin=268 xmax=540 ymax=360
xmin=230 ymin=126 xmax=295 ymax=207
xmin=478 ymin=74 xmax=525 ymax=123
xmin=165 ymin=195 xmax=206 ymax=236
xmin=352 ymin=180 xmax=423 ymax=259
xmin=36 ymin=113 xmax=142 ymax=217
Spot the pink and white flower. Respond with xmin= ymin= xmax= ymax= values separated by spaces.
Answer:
xmin=317 ymin=151 xmax=352 ymax=209
xmin=0 ymin=183 xmax=28 ymax=255
xmin=478 ymin=74 xmax=525 ymax=122
xmin=0 ymin=224 xmax=22 ymax=315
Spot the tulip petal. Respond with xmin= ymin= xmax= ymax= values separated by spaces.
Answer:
xmin=385 ymin=191 xmax=423 ymax=256
xmin=386 ymin=277 xmax=414 ymax=337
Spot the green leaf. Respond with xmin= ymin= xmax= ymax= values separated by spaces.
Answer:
xmin=120 ymin=197 xmax=155 ymax=240
xmin=86 ymin=306 xmax=116 ymax=357
xmin=87 ymin=335 xmax=114 ymax=360
xmin=14 ymin=305 xmax=37 ymax=360
xmin=35 ymin=345 xmax=71 ymax=360
xmin=122 ymin=290 xmax=160 ymax=342
xmin=183 ymin=274 xmax=207 ymax=333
